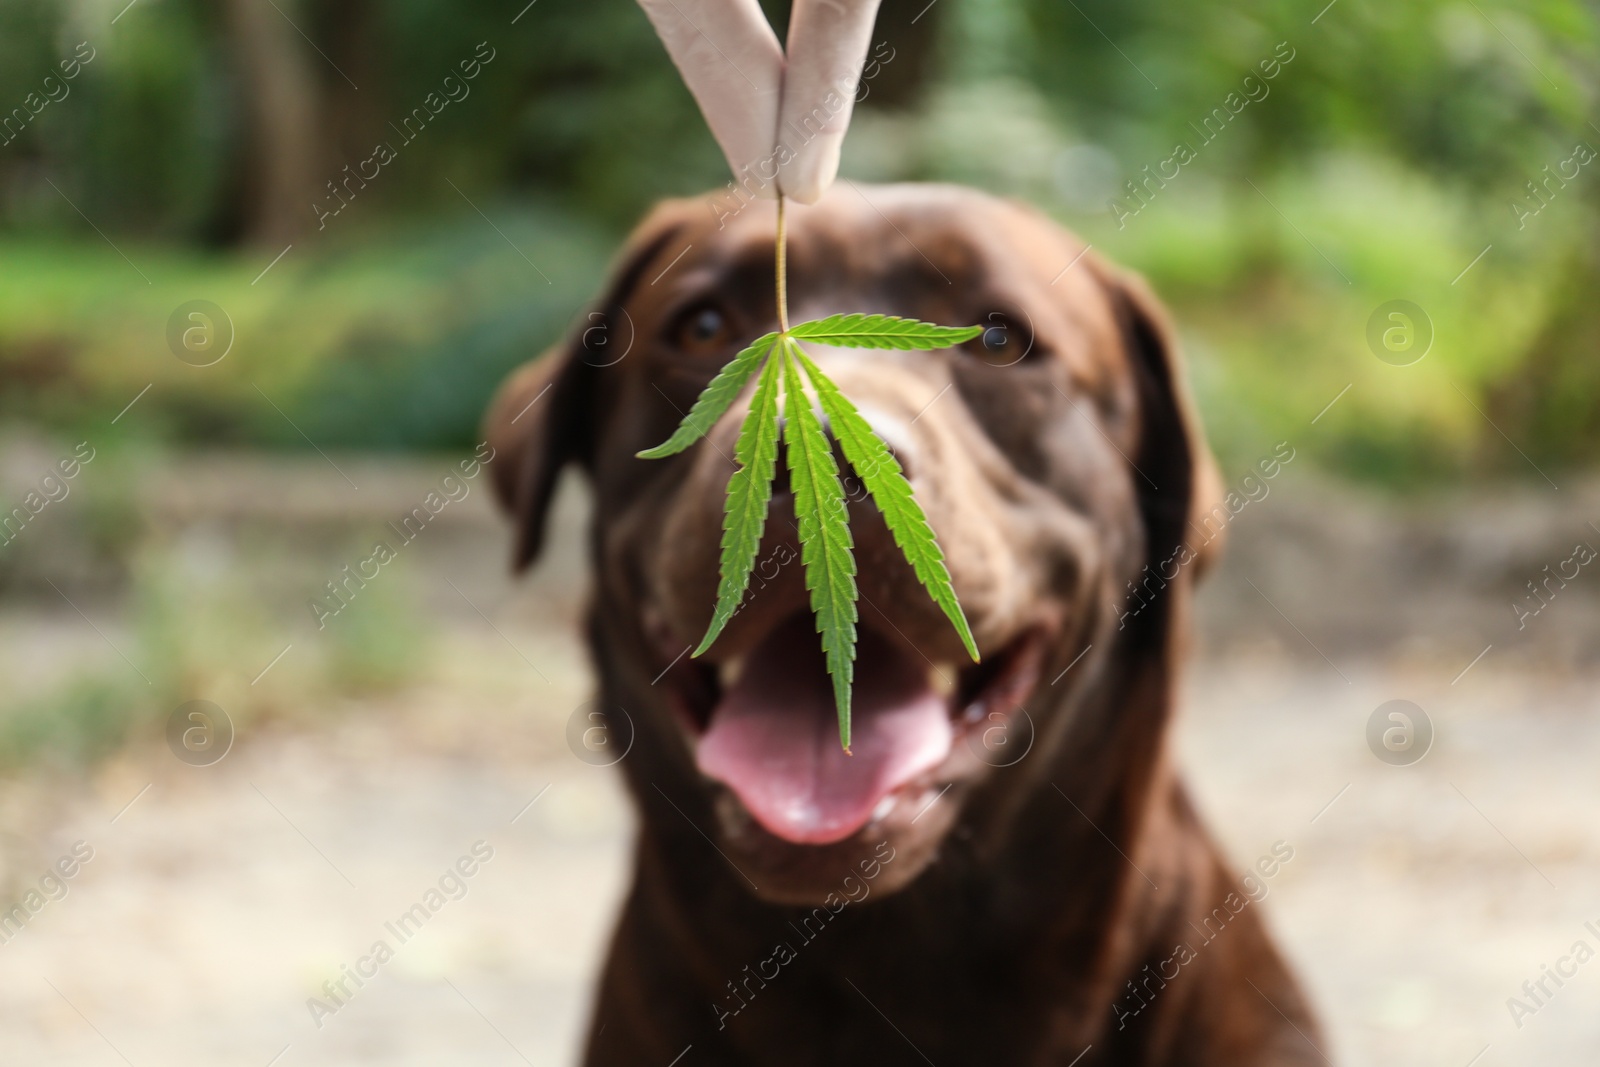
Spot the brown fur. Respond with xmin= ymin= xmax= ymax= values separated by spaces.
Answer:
xmin=486 ymin=184 xmax=1322 ymax=1065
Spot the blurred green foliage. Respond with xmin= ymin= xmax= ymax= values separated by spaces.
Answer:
xmin=0 ymin=444 xmax=432 ymax=768
xmin=0 ymin=0 xmax=1595 ymax=484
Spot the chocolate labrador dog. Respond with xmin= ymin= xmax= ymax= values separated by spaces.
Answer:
xmin=486 ymin=184 xmax=1322 ymax=1065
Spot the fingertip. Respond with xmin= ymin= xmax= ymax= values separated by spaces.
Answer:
xmin=637 ymin=0 xmax=783 ymax=191
xmin=779 ymin=139 xmax=841 ymax=204
xmin=780 ymin=180 xmax=824 ymax=205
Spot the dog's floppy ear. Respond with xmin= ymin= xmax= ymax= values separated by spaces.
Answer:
xmin=483 ymin=207 xmax=691 ymax=571
xmin=1095 ymin=264 xmax=1226 ymax=596
xmin=483 ymin=342 xmax=583 ymax=571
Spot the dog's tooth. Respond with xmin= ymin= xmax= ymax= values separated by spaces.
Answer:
xmin=718 ymin=657 xmax=746 ymax=689
xmin=871 ymin=795 xmax=897 ymax=823
xmin=929 ymin=663 xmax=958 ymax=699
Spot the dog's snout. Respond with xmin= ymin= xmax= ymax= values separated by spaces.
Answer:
xmin=768 ymin=413 xmax=914 ymax=485
xmin=848 ymin=399 xmax=920 ymax=483
xmin=770 ymin=381 xmax=920 ymax=483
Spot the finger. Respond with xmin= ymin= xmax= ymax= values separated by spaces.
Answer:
xmin=638 ymin=0 xmax=784 ymax=195
xmin=775 ymin=0 xmax=883 ymax=203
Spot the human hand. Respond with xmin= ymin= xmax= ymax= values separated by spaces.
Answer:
xmin=636 ymin=0 xmax=883 ymax=203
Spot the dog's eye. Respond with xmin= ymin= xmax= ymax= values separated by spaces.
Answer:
xmin=964 ymin=312 xmax=1034 ymax=367
xmin=671 ymin=304 xmax=733 ymax=356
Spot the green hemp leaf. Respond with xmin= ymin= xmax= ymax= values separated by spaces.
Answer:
xmin=637 ymin=197 xmax=982 ymax=751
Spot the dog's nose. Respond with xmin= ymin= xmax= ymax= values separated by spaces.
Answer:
xmin=771 ymin=409 xmax=916 ymax=484
xmin=847 ymin=400 xmax=919 ymax=483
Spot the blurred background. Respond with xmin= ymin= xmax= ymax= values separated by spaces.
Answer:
xmin=0 ymin=0 xmax=1597 ymax=1064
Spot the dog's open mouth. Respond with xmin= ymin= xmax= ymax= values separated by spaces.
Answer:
xmin=662 ymin=612 xmax=1047 ymax=846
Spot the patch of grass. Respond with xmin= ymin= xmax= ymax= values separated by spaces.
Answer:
xmin=0 ymin=524 xmax=434 ymax=772
xmin=0 ymin=204 xmax=611 ymax=453
xmin=0 ymin=679 xmax=143 ymax=770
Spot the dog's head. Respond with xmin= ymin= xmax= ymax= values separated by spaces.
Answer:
xmin=487 ymin=184 xmax=1220 ymax=906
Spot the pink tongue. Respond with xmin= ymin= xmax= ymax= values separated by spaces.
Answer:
xmin=697 ymin=616 xmax=952 ymax=845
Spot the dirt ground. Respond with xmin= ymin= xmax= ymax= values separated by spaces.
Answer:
xmin=1 ymin=459 xmax=1597 ymax=1066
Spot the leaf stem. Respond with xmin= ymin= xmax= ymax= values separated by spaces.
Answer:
xmin=775 ymin=194 xmax=790 ymax=334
